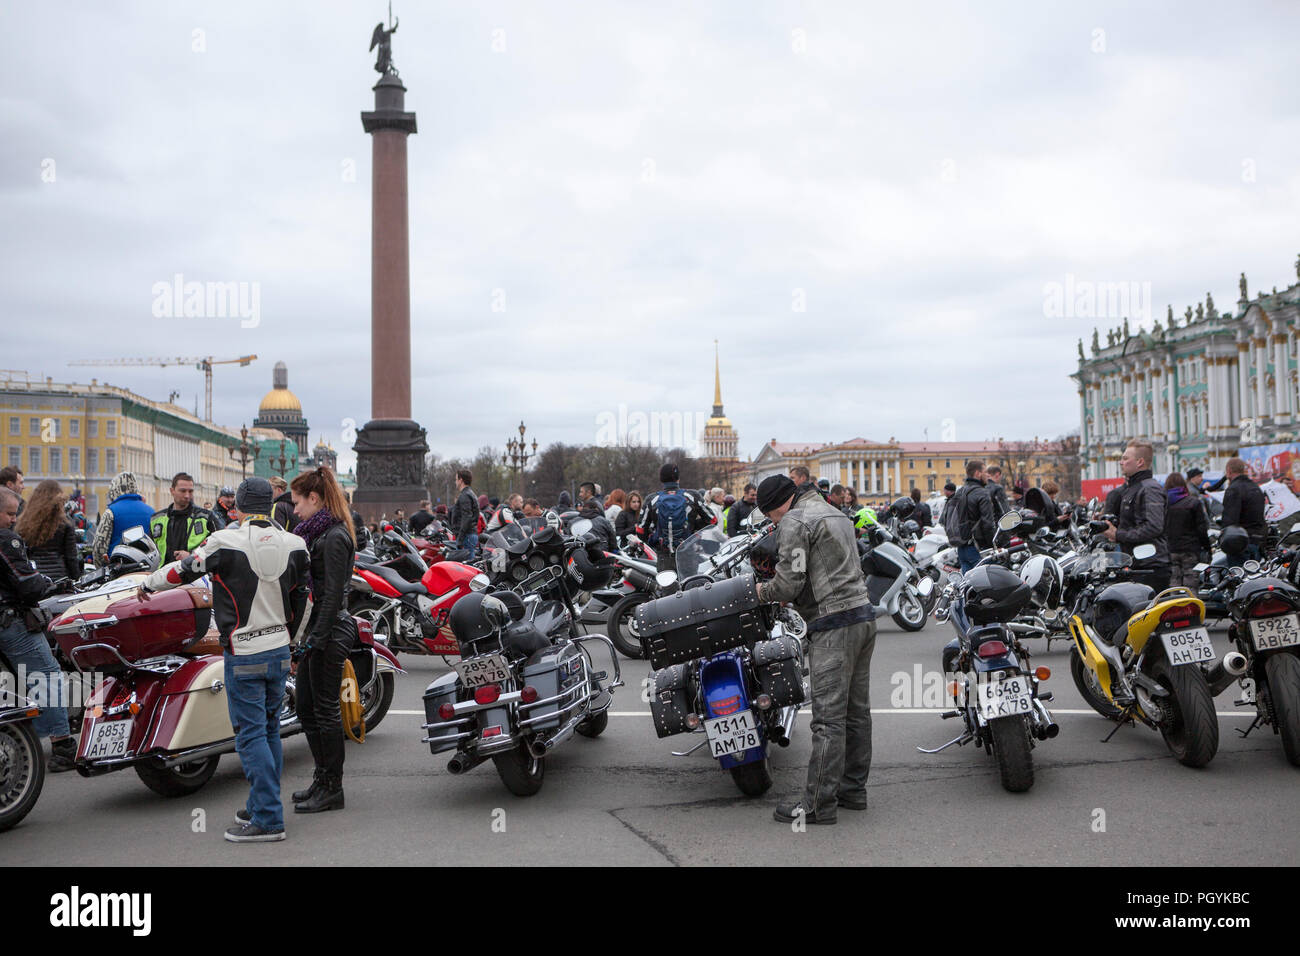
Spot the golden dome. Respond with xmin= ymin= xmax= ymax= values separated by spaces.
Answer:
xmin=259 ymin=387 xmax=302 ymax=413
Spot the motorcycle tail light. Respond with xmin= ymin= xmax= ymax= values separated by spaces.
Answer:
xmin=474 ymin=684 xmax=501 ymax=705
xmin=685 ymin=713 xmax=701 ymax=730
xmin=437 ymin=703 xmax=455 ymax=721
xmin=1159 ymin=602 xmax=1200 ymax=628
xmin=711 ymin=694 xmax=741 ymax=716
xmin=1250 ymin=596 xmax=1292 ymax=617
xmin=975 ymin=640 xmax=1009 ymax=658
xmin=1034 ymin=666 xmax=1051 ymax=681
xmin=520 ymin=685 xmax=539 ymax=704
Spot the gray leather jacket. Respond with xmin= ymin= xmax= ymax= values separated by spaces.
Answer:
xmin=757 ymin=487 xmax=870 ymax=623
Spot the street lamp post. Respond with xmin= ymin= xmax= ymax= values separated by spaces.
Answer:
xmin=228 ymin=425 xmax=260 ymax=480
xmin=501 ymin=421 xmax=539 ymax=494
xmin=269 ymin=439 xmax=291 ymax=478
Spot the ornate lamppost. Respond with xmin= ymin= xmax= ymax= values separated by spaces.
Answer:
xmin=228 ymin=424 xmax=260 ymax=479
xmin=501 ymin=421 xmax=538 ymax=493
xmin=269 ymin=439 xmax=292 ymax=479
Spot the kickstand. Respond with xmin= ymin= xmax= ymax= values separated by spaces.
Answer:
xmin=1100 ymin=716 xmax=1131 ymax=744
xmin=1236 ymin=715 xmax=1262 ymax=739
xmin=917 ymin=732 xmax=973 ymax=754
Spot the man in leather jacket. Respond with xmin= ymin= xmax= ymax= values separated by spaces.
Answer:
xmin=755 ymin=475 xmax=874 ymax=826
xmin=1103 ymin=441 xmax=1170 ymax=591
xmin=0 ymin=487 xmax=76 ymax=771
xmin=450 ymin=469 xmax=479 ymax=555
xmin=1220 ymin=457 xmax=1267 ymax=562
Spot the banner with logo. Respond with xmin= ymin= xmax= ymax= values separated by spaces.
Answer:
xmin=1238 ymin=443 xmax=1300 ymax=483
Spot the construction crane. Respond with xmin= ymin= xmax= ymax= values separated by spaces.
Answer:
xmin=68 ymin=355 xmax=258 ymax=422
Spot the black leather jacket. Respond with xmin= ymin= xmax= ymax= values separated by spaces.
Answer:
xmin=0 ymin=528 xmax=52 ymax=609
xmin=1221 ymin=474 xmax=1267 ymax=541
xmin=304 ymin=521 xmax=356 ymax=645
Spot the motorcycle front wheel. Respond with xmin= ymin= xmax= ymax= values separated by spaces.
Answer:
xmin=606 ymin=592 xmax=650 ymax=659
xmin=135 ymin=755 xmax=221 ymax=797
xmin=989 ymin=714 xmax=1034 ymax=792
xmin=891 ymin=588 xmax=927 ymax=632
xmin=354 ymin=671 xmax=395 ymax=737
xmin=1151 ymin=656 xmax=1218 ymax=768
xmin=1263 ymin=653 xmax=1300 ymax=766
xmin=0 ymin=720 xmax=45 ymax=832
xmin=493 ymin=744 xmax=545 ymax=796
xmin=1069 ymin=648 xmax=1124 ymax=720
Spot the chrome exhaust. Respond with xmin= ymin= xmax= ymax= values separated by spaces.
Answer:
xmin=1206 ymin=651 xmax=1249 ymax=697
xmin=1032 ymin=698 xmax=1059 ymax=739
xmin=527 ymin=736 xmax=549 ymax=759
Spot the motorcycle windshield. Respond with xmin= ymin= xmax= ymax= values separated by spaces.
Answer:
xmin=1091 ymin=550 xmax=1133 ymax=572
xmin=490 ymin=522 xmax=531 ymax=554
xmin=674 ymin=526 xmax=729 ymax=578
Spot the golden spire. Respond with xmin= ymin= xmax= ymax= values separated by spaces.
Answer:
xmin=712 ymin=339 xmax=724 ymax=417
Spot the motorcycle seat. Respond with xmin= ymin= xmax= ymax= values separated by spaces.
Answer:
xmin=368 ymin=564 xmax=428 ymax=595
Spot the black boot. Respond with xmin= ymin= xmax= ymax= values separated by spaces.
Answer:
xmin=294 ymin=772 xmax=344 ymax=813
xmin=49 ymin=737 xmax=77 ymax=773
xmin=292 ymin=767 xmax=325 ymax=804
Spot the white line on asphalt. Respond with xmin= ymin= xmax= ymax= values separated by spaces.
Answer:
xmin=390 ymin=708 xmax=1255 ymax=718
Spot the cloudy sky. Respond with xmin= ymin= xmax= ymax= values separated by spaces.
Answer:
xmin=4 ymin=1 xmax=1299 ymax=471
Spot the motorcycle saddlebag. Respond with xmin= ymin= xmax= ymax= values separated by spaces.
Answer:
xmin=648 ymin=663 xmax=692 ymax=737
xmin=633 ymin=575 xmax=765 ymax=670
xmin=422 ymin=671 xmax=461 ymax=754
xmin=521 ymin=642 xmax=586 ymax=733
xmin=750 ymin=635 xmax=804 ymax=708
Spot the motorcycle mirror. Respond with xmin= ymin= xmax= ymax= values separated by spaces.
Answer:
xmin=1193 ymin=563 xmax=1209 ymax=572
xmin=1132 ymin=543 xmax=1157 ymax=560
xmin=1088 ymin=497 xmax=1098 ymax=509
xmin=655 ymin=570 xmax=678 ymax=589
xmin=480 ymin=595 xmax=511 ymax=630
xmin=998 ymin=511 xmax=1021 ymax=531
xmin=569 ymin=518 xmax=593 ymax=537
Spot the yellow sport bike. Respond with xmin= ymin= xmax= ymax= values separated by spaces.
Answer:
xmin=1066 ymin=547 xmax=1223 ymax=767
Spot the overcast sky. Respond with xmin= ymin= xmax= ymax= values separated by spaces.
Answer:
xmin=4 ymin=1 xmax=1299 ymax=471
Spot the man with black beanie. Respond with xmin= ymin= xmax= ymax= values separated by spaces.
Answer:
xmin=636 ymin=462 xmax=714 ymax=572
xmin=754 ymin=474 xmax=874 ymax=826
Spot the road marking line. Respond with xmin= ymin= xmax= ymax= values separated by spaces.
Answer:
xmin=391 ymin=708 xmax=1255 ymax=718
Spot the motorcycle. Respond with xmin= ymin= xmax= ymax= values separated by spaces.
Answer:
xmin=573 ymin=543 xmax=660 ymax=660
xmin=1210 ymin=541 xmax=1300 ymax=764
xmin=921 ymin=513 xmax=1058 ymax=792
xmin=1066 ymin=542 xmax=1222 ymax=767
xmin=858 ymin=520 xmax=934 ymax=631
xmin=49 ymin=583 xmax=402 ymax=796
xmin=420 ymin=557 xmax=622 ymax=795
xmin=349 ymin=526 xmax=485 ymax=660
xmin=632 ymin=523 xmax=809 ymax=797
xmin=0 ymin=687 xmax=44 ymax=832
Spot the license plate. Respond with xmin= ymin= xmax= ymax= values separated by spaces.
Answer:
xmin=454 ymin=654 xmax=511 ymax=688
xmin=83 ymin=718 xmax=133 ymax=760
xmin=976 ymin=674 xmax=1033 ymax=719
xmin=704 ymin=710 xmax=760 ymax=759
xmin=1249 ymin=614 xmax=1300 ymax=651
xmin=1161 ymin=627 xmax=1214 ymax=666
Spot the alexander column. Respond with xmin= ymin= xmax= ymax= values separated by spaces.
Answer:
xmin=352 ymin=11 xmax=429 ymax=523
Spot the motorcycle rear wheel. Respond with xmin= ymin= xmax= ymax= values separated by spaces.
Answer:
xmin=1069 ymin=649 xmax=1124 ymax=720
xmin=989 ymin=714 xmax=1034 ymax=792
xmin=606 ymin=592 xmax=650 ymax=659
xmin=1264 ymin=652 xmax=1300 ymax=767
xmin=730 ymin=755 xmax=773 ymax=796
xmin=0 ymin=721 xmax=45 ymax=832
xmin=575 ymin=708 xmax=608 ymax=738
xmin=493 ymin=744 xmax=545 ymax=796
xmin=892 ymin=588 xmax=927 ymax=632
xmin=135 ymin=755 xmax=221 ymax=797
xmin=1151 ymin=656 xmax=1218 ymax=768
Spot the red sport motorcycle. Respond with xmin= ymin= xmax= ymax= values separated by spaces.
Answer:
xmin=49 ymin=582 xmax=402 ymax=796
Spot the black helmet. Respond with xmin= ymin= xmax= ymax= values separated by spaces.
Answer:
xmin=1019 ymin=554 xmax=1064 ymax=610
xmin=890 ymin=496 xmax=915 ymax=519
xmin=448 ymin=592 xmax=497 ymax=646
xmin=817 ymin=478 xmax=831 ymax=491
xmin=1219 ymin=525 xmax=1249 ymax=557
xmin=962 ymin=564 xmax=1033 ymax=623
xmin=1094 ymin=582 xmax=1154 ymax=644
xmin=567 ymin=547 xmax=617 ymax=590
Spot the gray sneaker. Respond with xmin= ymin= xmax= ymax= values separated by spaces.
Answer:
xmin=224 ymin=823 xmax=285 ymax=843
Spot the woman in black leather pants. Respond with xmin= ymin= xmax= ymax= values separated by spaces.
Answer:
xmin=289 ymin=467 xmax=357 ymax=813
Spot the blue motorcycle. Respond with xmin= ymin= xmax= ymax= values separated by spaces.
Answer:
xmin=633 ymin=525 xmax=808 ymax=796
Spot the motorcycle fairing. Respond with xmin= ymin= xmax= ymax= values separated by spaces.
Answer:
xmin=1069 ymin=617 xmax=1121 ymax=702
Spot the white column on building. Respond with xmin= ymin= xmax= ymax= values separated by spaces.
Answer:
xmin=894 ymin=459 xmax=901 ymax=494
xmin=1121 ymin=372 xmax=1132 ymax=437
xmin=870 ymin=460 xmax=878 ymax=494
xmin=1204 ymin=358 xmax=1216 ymax=436
xmin=1253 ymin=338 xmax=1268 ymax=419
xmin=1274 ymin=335 xmax=1290 ymax=423
xmin=1138 ymin=367 xmax=1150 ymax=436
xmin=1237 ymin=345 xmax=1250 ymax=422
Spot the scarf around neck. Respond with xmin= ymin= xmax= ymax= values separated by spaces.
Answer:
xmin=295 ymin=507 xmax=340 ymax=547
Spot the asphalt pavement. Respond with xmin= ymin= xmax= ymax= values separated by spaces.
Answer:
xmin=4 ymin=617 xmax=1296 ymax=866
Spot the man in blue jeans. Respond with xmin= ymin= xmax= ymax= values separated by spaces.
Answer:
xmin=0 ymin=487 xmax=76 ymax=771
xmin=141 ymin=477 xmax=309 ymax=843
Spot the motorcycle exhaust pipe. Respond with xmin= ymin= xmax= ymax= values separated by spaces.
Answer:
xmin=447 ymin=752 xmax=488 ymax=775
xmin=527 ymin=736 xmax=550 ymax=759
xmin=1032 ymin=698 xmax=1059 ymax=739
xmin=1206 ymin=651 xmax=1249 ymax=697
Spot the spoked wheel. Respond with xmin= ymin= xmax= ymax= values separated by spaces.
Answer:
xmin=606 ymin=592 xmax=650 ymax=659
xmin=135 ymin=755 xmax=221 ymax=797
xmin=892 ymin=588 xmax=927 ymax=632
xmin=0 ymin=720 xmax=45 ymax=832
xmin=493 ymin=744 xmax=545 ymax=796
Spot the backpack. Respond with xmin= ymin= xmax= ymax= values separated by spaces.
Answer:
xmin=654 ymin=488 xmax=692 ymax=552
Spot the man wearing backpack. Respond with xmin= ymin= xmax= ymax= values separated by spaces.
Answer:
xmin=954 ymin=459 xmax=996 ymax=573
xmin=637 ymin=463 xmax=714 ymax=572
